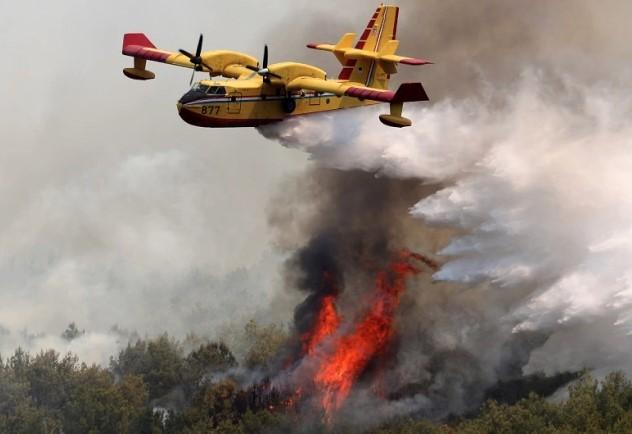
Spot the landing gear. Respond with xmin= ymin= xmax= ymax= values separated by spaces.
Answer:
xmin=281 ymin=97 xmax=296 ymax=113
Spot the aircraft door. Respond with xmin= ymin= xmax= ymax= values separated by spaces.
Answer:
xmin=309 ymin=91 xmax=321 ymax=106
xmin=228 ymin=93 xmax=242 ymax=113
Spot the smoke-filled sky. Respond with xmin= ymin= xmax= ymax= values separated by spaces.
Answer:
xmin=2 ymin=0 xmax=632 ymax=390
xmin=260 ymin=1 xmax=632 ymax=418
xmin=0 ymin=0 xmax=317 ymax=363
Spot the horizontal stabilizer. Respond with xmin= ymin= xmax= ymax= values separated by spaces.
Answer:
xmin=307 ymin=33 xmax=357 ymax=65
xmin=307 ymin=37 xmax=432 ymax=71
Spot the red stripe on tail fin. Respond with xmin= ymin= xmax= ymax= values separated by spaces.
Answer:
xmin=338 ymin=6 xmax=381 ymax=80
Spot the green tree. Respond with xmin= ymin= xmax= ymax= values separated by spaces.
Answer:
xmin=111 ymin=334 xmax=184 ymax=400
xmin=242 ymin=321 xmax=288 ymax=369
xmin=26 ymin=350 xmax=78 ymax=409
xmin=561 ymin=375 xmax=603 ymax=433
xmin=183 ymin=342 xmax=237 ymax=391
xmin=60 ymin=367 xmax=149 ymax=434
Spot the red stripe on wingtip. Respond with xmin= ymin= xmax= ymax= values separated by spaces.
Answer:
xmin=123 ymin=46 xmax=170 ymax=63
xmin=345 ymin=87 xmax=394 ymax=102
xmin=306 ymin=43 xmax=320 ymax=49
xmin=400 ymin=58 xmax=433 ymax=66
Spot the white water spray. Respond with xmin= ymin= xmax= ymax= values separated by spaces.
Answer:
xmin=259 ymin=69 xmax=632 ymax=377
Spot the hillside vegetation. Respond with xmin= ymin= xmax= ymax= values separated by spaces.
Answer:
xmin=1 ymin=328 xmax=631 ymax=434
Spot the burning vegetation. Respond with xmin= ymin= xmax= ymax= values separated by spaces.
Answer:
xmin=282 ymin=250 xmax=438 ymax=422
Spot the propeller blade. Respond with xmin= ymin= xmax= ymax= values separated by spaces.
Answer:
xmin=267 ymin=71 xmax=282 ymax=79
xmin=195 ymin=34 xmax=204 ymax=57
xmin=245 ymin=65 xmax=260 ymax=72
xmin=263 ymin=45 xmax=269 ymax=69
xmin=179 ymin=49 xmax=195 ymax=59
xmin=180 ymin=35 xmax=207 ymax=84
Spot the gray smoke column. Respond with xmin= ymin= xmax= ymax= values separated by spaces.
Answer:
xmin=258 ymin=0 xmax=632 ymax=423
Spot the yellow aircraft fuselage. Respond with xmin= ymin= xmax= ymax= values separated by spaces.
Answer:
xmin=176 ymin=78 xmax=377 ymax=128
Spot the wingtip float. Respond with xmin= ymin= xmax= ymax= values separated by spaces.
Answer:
xmin=122 ymin=5 xmax=432 ymax=128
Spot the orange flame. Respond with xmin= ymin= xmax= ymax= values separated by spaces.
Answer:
xmin=301 ymin=294 xmax=341 ymax=356
xmin=312 ymin=251 xmax=423 ymax=419
xmin=283 ymin=251 xmax=437 ymax=421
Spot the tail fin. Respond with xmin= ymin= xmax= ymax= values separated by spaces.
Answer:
xmin=306 ymin=5 xmax=431 ymax=89
xmin=338 ymin=4 xmax=399 ymax=89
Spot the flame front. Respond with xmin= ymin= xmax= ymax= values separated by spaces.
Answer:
xmin=302 ymin=294 xmax=341 ymax=356
xmin=288 ymin=251 xmax=431 ymax=421
xmin=314 ymin=254 xmax=420 ymax=417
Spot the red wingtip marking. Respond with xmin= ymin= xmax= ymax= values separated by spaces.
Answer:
xmin=307 ymin=43 xmax=320 ymax=49
xmin=346 ymin=83 xmax=430 ymax=104
xmin=123 ymin=33 xmax=155 ymax=50
xmin=400 ymin=57 xmax=434 ymax=66
xmin=345 ymin=87 xmax=394 ymax=103
xmin=122 ymin=46 xmax=170 ymax=63
xmin=392 ymin=83 xmax=430 ymax=103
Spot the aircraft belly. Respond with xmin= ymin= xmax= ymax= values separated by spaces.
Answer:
xmin=178 ymin=99 xmax=283 ymax=128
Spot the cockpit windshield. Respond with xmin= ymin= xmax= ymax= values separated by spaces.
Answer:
xmin=191 ymin=83 xmax=209 ymax=93
xmin=190 ymin=83 xmax=227 ymax=96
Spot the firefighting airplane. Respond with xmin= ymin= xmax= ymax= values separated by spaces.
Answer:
xmin=122 ymin=4 xmax=431 ymax=128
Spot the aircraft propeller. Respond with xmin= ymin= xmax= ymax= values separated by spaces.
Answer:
xmin=179 ymin=34 xmax=214 ymax=85
xmin=246 ymin=45 xmax=282 ymax=83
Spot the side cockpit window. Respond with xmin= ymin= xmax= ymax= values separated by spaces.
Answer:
xmin=207 ymin=86 xmax=227 ymax=95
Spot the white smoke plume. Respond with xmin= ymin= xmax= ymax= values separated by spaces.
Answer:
xmin=259 ymin=5 xmax=632 ymax=395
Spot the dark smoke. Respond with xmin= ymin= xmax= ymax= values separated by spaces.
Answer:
xmin=264 ymin=169 xmax=575 ymax=427
xmin=273 ymin=170 xmax=444 ymax=317
xmin=269 ymin=169 xmax=445 ymax=360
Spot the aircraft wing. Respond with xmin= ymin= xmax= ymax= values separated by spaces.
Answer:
xmin=122 ymin=33 xmax=257 ymax=80
xmin=287 ymin=77 xmax=429 ymax=103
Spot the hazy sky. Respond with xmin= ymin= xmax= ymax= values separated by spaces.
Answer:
xmin=0 ymin=0 xmax=356 ymax=357
xmin=3 ymin=0 xmax=630 ymax=372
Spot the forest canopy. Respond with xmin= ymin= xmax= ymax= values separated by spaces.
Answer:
xmin=1 ymin=323 xmax=632 ymax=434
